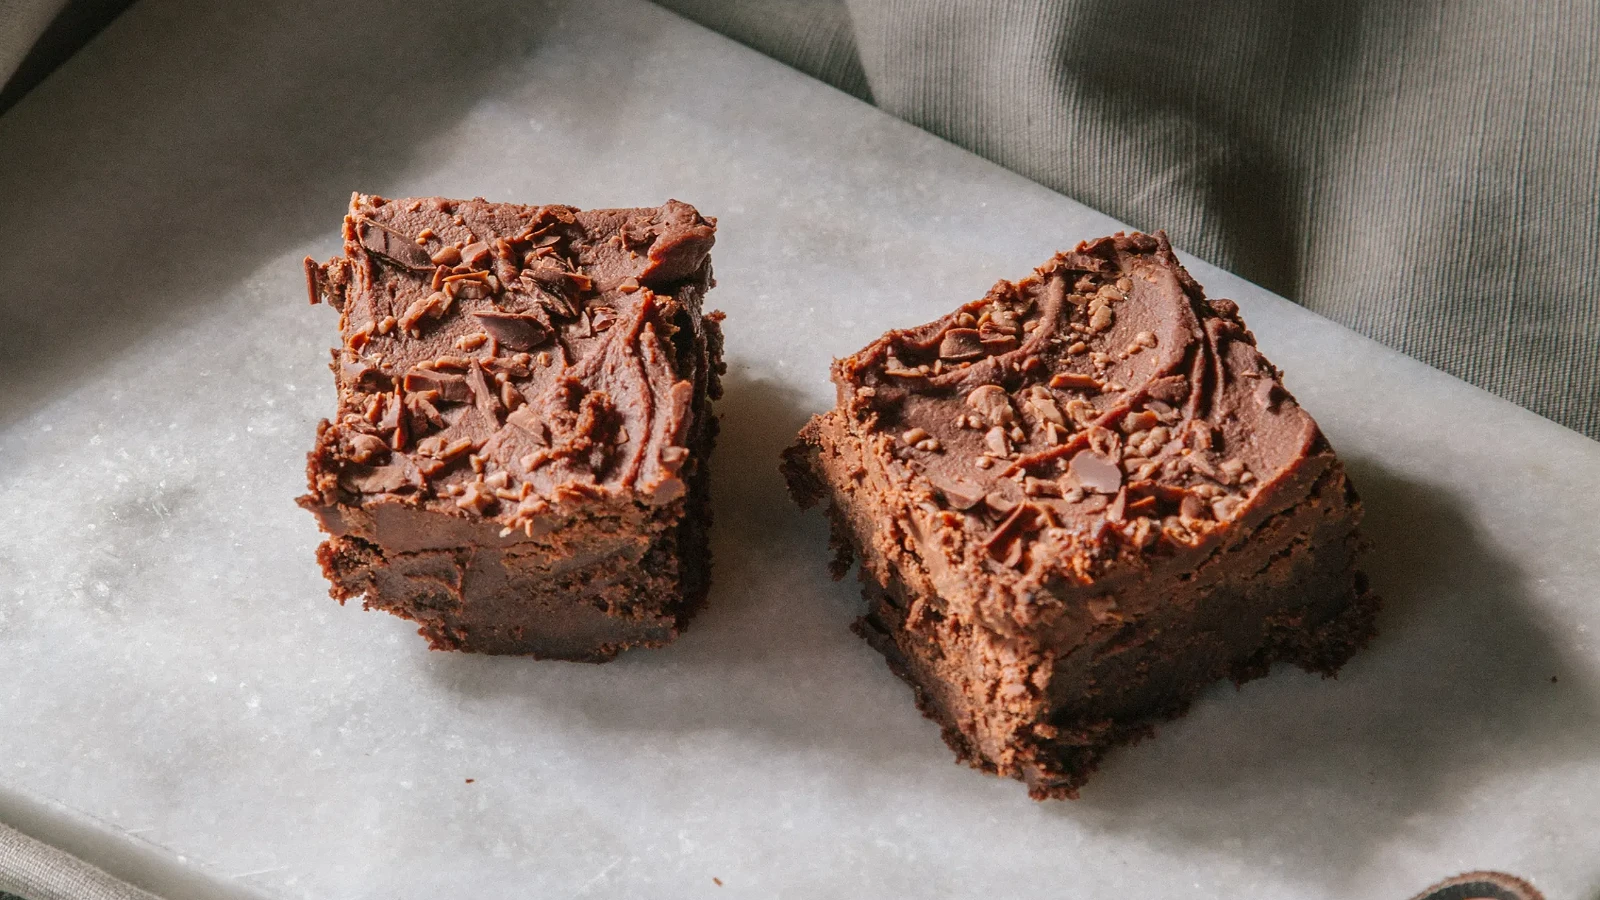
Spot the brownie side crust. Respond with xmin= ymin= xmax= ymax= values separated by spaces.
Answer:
xmin=300 ymin=195 xmax=724 ymax=661
xmin=784 ymin=231 xmax=1376 ymax=797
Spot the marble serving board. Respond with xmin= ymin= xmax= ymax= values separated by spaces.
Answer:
xmin=2 ymin=1 xmax=1598 ymax=898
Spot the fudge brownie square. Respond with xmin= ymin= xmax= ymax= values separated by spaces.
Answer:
xmin=300 ymin=194 xmax=723 ymax=661
xmin=784 ymin=232 xmax=1376 ymax=798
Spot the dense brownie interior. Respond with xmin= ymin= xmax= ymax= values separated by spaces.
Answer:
xmin=785 ymin=231 xmax=1375 ymax=797
xmin=300 ymin=194 xmax=723 ymax=660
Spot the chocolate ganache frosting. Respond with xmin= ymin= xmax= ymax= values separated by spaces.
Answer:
xmin=300 ymin=195 xmax=722 ymax=553
xmin=827 ymin=232 xmax=1336 ymax=637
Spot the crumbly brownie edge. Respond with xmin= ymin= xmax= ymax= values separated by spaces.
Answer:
xmin=783 ymin=389 xmax=1377 ymax=799
xmin=851 ymin=477 xmax=1378 ymax=800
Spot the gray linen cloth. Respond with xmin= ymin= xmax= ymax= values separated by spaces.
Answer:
xmin=0 ymin=1 xmax=1590 ymax=898
xmin=1 ymin=824 xmax=158 ymax=900
xmin=662 ymin=0 xmax=1600 ymax=440
xmin=0 ymin=0 xmax=64 ymax=83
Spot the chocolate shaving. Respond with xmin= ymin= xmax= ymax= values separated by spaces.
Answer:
xmin=1146 ymin=375 xmax=1188 ymax=405
xmin=984 ymin=426 xmax=1012 ymax=457
xmin=1145 ymin=399 xmax=1179 ymax=422
xmin=1050 ymin=372 xmax=1101 ymax=391
xmin=1054 ymin=251 xmax=1113 ymax=275
xmin=452 ymin=279 xmax=492 ymax=301
xmin=1023 ymin=385 xmax=1066 ymax=426
xmin=304 ymin=257 xmax=326 ymax=306
xmin=346 ymin=432 xmax=389 ymax=463
xmin=403 ymin=369 xmax=471 ymax=403
xmin=408 ymin=394 xmax=446 ymax=429
xmin=472 ymin=311 xmax=552 ymax=351
xmin=590 ymin=307 xmax=617 ymax=332
xmin=1121 ymin=410 xmax=1160 ymax=433
xmin=355 ymin=218 xmax=432 ymax=270
xmin=375 ymin=392 xmax=401 ymax=433
xmin=526 ymin=263 xmax=575 ymax=292
xmin=389 ymin=402 xmax=408 ymax=451
xmin=1186 ymin=453 xmax=1221 ymax=481
xmin=459 ymin=241 xmax=491 ymax=269
xmin=484 ymin=353 xmax=536 ymax=378
xmin=1125 ymin=494 xmax=1158 ymax=516
xmin=505 ymin=404 xmax=547 ymax=442
xmin=620 ymin=219 xmax=655 ymax=248
xmin=938 ymin=328 xmax=986 ymax=361
xmin=519 ymin=269 xmax=582 ymax=318
xmin=494 ymin=259 xmax=519 ymax=289
xmin=1105 ymin=488 xmax=1127 ymax=522
xmin=983 ymin=503 xmax=1044 ymax=565
xmin=341 ymin=463 xmax=415 ymax=494
xmin=979 ymin=334 xmax=1020 ymax=354
xmin=1070 ymin=449 xmax=1123 ymax=494
xmin=341 ymin=354 xmax=391 ymax=391
xmin=467 ymin=361 xmax=503 ymax=422
xmin=927 ymin=472 xmax=986 ymax=510
xmin=984 ymin=489 xmax=1019 ymax=516
xmin=982 ymin=477 xmax=1025 ymax=516
xmin=398 ymin=292 xmax=449 ymax=333
xmin=526 ymin=264 xmax=594 ymax=299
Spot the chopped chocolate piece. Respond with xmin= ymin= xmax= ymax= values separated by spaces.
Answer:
xmin=459 ymin=241 xmax=491 ymax=269
xmin=938 ymin=328 xmax=986 ymax=361
xmin=927 ymin=473 xmax=987 ymax=510
xmin=301 ymin=194 xmax=724 ymax=661
xmin=355 ymin=217 xmax=433 ymax=270
xmin=403 ymin=369 xmax=471 ymax=403
xmin=784 ymin=230 xmax=1376 ymax=798
xmin=1070 ymin=449 xmax=1122 ymax=494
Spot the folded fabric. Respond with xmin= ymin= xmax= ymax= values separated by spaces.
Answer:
xmin=658 ymin=0 xmax=1600 ymax=441
xmin=0 ymin=0 xmax=67 ymax=90
xmin=0 ymin=824 xmax=158 ymax=900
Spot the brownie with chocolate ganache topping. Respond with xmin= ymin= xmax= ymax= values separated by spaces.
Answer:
xmin=783 ymin=231 xmax=1376 ymax=798
xmin=300 ymin=194 xmax=723 ymax=661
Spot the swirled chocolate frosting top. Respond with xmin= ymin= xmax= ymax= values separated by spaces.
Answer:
xmin=301 ymin=194 xmax=718 ymax=539
xmin=833 ymin=231 xmax=1328 ymax=594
